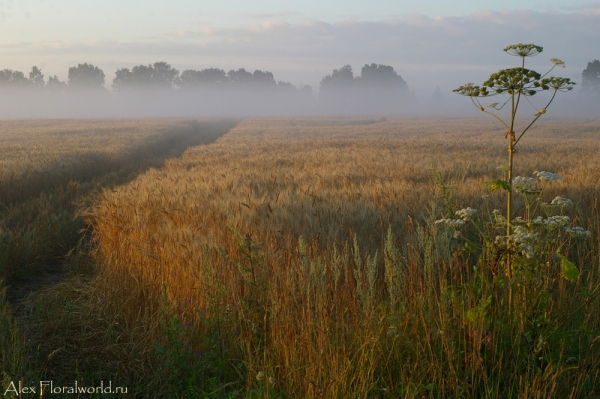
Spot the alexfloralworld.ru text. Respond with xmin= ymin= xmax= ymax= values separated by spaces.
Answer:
xmin=3 ymin=380 xmax=127 ymax=396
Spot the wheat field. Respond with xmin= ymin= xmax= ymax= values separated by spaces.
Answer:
xmin=76 ymin=116 xmax=600 ymax=397
xmin=0 ymin=118 xmax=236 ymax=205
xmin=1 ymin=116 xmax=599 ymax=397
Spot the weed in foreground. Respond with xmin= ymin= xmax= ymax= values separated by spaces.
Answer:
xmin=453 ymin=42 xmax=575 ymax=278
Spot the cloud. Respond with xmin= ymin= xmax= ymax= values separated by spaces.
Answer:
xmin=244 ymin=11 xmax=301 ymax=19
xmin=2 ymin=8 xmax=598 ymax=93
xmin=559 ymin=2 xmax=600 ymax=12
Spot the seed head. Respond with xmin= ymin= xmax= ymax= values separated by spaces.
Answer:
xmin=453 ymin=83 xmax=484 ymax=97
xmin=550 ymin=58 xmax=566 ymax=68
xmin=503 ymin=43 xmax=543 ymax=57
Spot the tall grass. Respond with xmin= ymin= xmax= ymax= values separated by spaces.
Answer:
xmin=1 ymin=118 xmax=238 ymax=397
xmin=83 ymin=116 xmax=600 ymax=397
xmin=0 ymin=118 xmax=237 ymax=284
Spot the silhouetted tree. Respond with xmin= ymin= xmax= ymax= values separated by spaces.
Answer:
xmin=130 ymin=65 xmax=154 ymax=86
xmin=112 ymin=68 xmax=132 ymax=91
xmin=300 ymin=84 xmax=313 ymax=96
xmin=151 ymin=61 xmax=179 ymax=89
xmin=277 ymin=81 xmax=296 ymax=91
xmin=319 ymin=63 xmax=412 ymax=112
xmin=358 ymin=64 xmax=408 ymax=91
xmin=430 ymin=85 xmax=444 ymax=104
xmin=224 ymin=68 xmax=282 ymax=94
xmin=68 ymin=63 xmax=105 ymax=90
xmin=29 ymin=66 xmax=45 ymax=89
xmin=178 ymin=68 xmax=228 ymax=89
xmin=251 ymin=70 xmax=276 ymax=89
xmin=582 ymin=60 xmax=600 ymax=97
xmin=319 ymin=65 xmax=354 ymax=94
xmin=227 ymin=68 xmax=253 ymax=89
xmin=0 ymin=69 xmax=29 ymax=88
xmin=112 ymin=62 xmax=179 ymax=91
xmin=47 ymin=75 xmax=68 ymax=92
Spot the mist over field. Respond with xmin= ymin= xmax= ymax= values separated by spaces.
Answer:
xmin=0 ymin=62 xmax=420 ymax=118
xmin=0 ymin=70 xmax=597 ymax=119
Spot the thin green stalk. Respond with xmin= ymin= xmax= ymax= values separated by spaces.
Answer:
xmin=514 ymin=89 xmax=559 ymax=146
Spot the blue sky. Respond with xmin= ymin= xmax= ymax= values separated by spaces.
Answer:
xmin=1 ymin=0 xmax=599 ymax=95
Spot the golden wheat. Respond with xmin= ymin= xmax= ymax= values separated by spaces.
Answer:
xmin=85 ymin=116 xmax=600 ymax=396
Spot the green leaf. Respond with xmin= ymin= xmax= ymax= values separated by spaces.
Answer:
xmin=485 ymin=179 xmax=511 ymax=191
xmin=463 ymin=241 xmax=478 ymax=254
xmin=557 ymin=254 xmax=579 ymax=282
xmin=466 ymin=296 xmax=492 ymax=324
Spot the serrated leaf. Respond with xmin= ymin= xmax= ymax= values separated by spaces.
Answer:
xmin=485 ymin=179 xmax=511 ymax=191
xmin=557 ymin=254 xmax=579 ymax=282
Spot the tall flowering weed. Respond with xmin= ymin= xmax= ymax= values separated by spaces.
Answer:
xmin=438 ymin=171 xmax=590 ymax=281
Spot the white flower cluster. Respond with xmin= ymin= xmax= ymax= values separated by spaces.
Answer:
xmin=550 ymin=196 xmax=573 ymax=207
xmin=565 ymin=226 xmax=592 ymax=239
xmin=534 ymin=171 xmax=563 ymax=182
xmin=455 ymin=207 xmax=478 ymax=221
xmin=533 ymin=215 xmax=571 ymax=226
xmin=435 ymin=218 xmax=465 ymax=229
xmin=492 ymin=209 xmax=506 ymax=224
xmin=495 ymin=226 xmax=538 ymax=258
xmin=436 ymin=207 xmax=478 ymax=229
xmin=532 ymin=215 xmax=570 ymax=226
xmin=512 ymin=176 xmax=537 ymax=193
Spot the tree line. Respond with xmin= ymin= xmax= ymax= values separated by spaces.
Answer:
xmin=0 ymin=61 xmax=412 ymax=98
xmin=2 ymin=60 xmax=598 ymax=97
xmin=2 ymin=60 xmax=597 ymax=118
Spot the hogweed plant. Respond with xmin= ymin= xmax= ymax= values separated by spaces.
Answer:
xmin=453 ymin=43 xmax=576 ymax=281
xmin=437 ymin=172 xmax=590 ymax=282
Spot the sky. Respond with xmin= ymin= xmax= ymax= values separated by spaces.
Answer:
xmin=1 ymin=0 xmax=599 ymax=97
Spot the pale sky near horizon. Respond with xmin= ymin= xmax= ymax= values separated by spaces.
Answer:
xmin=1 ymin=0 xmax=599 ymax=95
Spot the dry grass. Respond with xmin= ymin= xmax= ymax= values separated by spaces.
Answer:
xmin=83 ymin=116 xmax=600 ymax=397
xmin=0 ymin=118 xmax=238 ymax=282
xmin=2 ymin=117 xmax=240 ymax=398
xmin=0 ymin=118 xmax=235 ymax=205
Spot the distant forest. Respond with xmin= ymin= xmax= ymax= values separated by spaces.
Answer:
xmin=0 ymin=62 xmax=414 ymax=116
xmin=2 ymin=60 xmax=597 ymax=117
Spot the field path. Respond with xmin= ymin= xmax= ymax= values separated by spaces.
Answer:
xmin=1 ymin=118 xmax=240 ymax=312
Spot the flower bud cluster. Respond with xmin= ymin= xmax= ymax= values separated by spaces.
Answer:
xmin=565 ymin=226 xmax=592 ymax=239
xmin=496 ymin=226 xmax=538 ymax=258
xmin=436 ymin=208 xmax=478 ymax=229
xmin=435 ymin=218 xmax=465 ymax=229
xmin=491 ymin=209 xmax=507 ymax=225
xmin=533 ymin=171 xmax=563 ymax=182
xmin=455 ymin=207 xmax=478 ymax=221
xmin=513 ymin=176 xmax=537 ymax=193
xmin=532 ymin=215 xmax=570 ymax=231
xmin=550 ymin=196 xmax=573 ymax=207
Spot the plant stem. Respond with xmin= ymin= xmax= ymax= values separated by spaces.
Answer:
xmin=506 ymin=95 xmax=516 ymax=280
